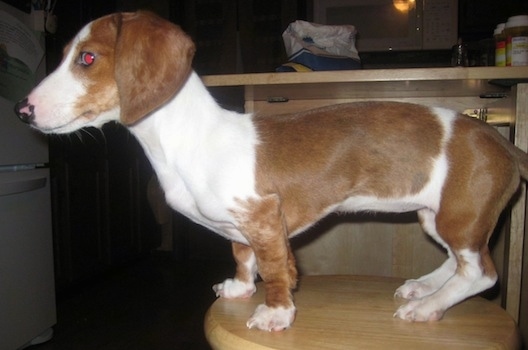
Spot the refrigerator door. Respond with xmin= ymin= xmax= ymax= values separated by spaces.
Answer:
xmin=0 ymin=168 xmax=56 ymax=350
xmin=0 ymin=1 xmax=48 ymax=166
xmin=0 ymin=3 xmax=55 ymax=349
xmin=0 ymin=96 xmax=48 ymax=166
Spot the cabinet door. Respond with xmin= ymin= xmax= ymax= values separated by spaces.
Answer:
xmin=238 ymin=0 xmax=297 ymax=73
xmin=105 ymin=124 xmax=160 ymax=265
xmin=50 ymin=125 xmax=160 ymax=291
xmin=183 ymin=0 xmax=238 ymax=74
xmin=183 ymin=0 xmax=299 ymax=74
xmin=51 ymin=132 xmax=110 ymax=289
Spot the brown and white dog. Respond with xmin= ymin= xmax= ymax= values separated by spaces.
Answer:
xmin=14 ymin=11 xmax=528 ymax=331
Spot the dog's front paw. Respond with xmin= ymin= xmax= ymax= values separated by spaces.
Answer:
xmin=246 ymin=304 xmax=296 ymax=331
xmin=212 ymin=278 xmax=256 ymax=299
xmin=393 ymin=299 xmax=445 ymax=322
xmin=394 ymin=279 xmax=435 ymax=300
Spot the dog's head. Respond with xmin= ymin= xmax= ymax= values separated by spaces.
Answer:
xmin=15 ymin=11 xmax=195 ymax=133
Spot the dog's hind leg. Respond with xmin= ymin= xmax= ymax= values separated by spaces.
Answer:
xmin=394 ymin=246 xmax=497 ymax=321
xmin=213 ymin=242 xmax=258 ymax=299
xmin=395 ymin=209 xmax=457 ymax=300
xmin=394 ymin=190 xmax=503 ymax=321
xmin=395 ymin=130 xmax=523 ymax=322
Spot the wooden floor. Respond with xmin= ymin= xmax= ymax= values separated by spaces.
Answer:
xmin=34 ymin=254 xmax=234 ymax=350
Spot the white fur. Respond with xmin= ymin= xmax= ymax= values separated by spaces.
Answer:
xmin=212 ymin=278 xmax=256 ymax=299
xmin=393 ymin=208 xmax=457 ymax=300
xmin=395 ymin=251 xmax=457 ymax=300
xmin=129 ymin=73 xmax=258 ymax=244
xmin=394 ymin=249 xmax=496 ymax=321
xmin=213 ymin=251 xmax=257 ymax=298
xmin=247 ymin=304 xmax=296 ymax=332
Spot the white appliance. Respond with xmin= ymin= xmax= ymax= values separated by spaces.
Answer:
xmin=313 ymin=0 xmax=458 ymax=52
xmin=0 ymin=2 xmax=56 ymax=349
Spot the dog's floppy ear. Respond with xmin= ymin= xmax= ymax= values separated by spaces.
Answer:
xmin=113 ymin=11 xmax=195 ymax=125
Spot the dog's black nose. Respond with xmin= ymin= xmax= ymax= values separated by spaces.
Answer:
xmin=14 ymin=98 xmax=35 ymax=124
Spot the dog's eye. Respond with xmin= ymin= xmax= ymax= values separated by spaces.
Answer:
xmin=79 ymin=52 xmax=95 ymax=66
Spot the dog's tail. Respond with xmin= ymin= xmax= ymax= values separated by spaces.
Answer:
xmin=486 ymin=125 xmax=528 ymax=179
xmin=511 ymin=145 xmax=528 ymax=180
xmin=499 ymin=133 xmax=528 ymax=180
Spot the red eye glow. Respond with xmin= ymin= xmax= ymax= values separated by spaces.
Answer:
xmin=80 ymin=52 xmax=95 ymax=66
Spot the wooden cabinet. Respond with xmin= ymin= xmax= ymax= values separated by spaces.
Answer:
xmin=182 ymin=0 xmax=299 ymax=75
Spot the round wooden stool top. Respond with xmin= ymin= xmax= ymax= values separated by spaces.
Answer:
xmin=205 ymin=275 xmax=520 ymax=350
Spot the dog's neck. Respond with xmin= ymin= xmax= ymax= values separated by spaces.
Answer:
xmin=128 ymin=72 xmax=232 ymax=163
xmin=127 ymin=71 xmax=257 ymax=219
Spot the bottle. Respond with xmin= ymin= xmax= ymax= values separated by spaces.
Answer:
xmin=451 ymin=38 xmax=468 ymax=67
xmin=494 ymin=23 xmax=506 ymax=66
xmin=505 ymin=15 xmax=528 ymax=66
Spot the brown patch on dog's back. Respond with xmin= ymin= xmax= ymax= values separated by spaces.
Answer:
xmin=252 ymin=101 xmax=444 ymax=235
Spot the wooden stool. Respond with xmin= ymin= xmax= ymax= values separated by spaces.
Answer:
xmin=205 ymin=275 xmax=520 ymax=349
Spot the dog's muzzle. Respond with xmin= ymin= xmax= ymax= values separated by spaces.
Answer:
xmin=14 ymin=98 xmax=35 ymax=124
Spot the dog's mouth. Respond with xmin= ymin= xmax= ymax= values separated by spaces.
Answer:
xmin=31 ymin=110 xmax=96 ymax=134
xmin=46 ymin=118 xmax=85 ymax=133
xmin=38 ymin=107 xmax=120 ymax=134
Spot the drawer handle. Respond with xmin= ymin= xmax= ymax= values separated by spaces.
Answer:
xmin=267 ymin=96 xmax=289 ymax=103
xmin=0 ymin=177 xmax=47 ymax=196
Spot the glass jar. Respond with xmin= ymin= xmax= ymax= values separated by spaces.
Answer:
xmin=505 ymin=15 xmax=528 ymax=66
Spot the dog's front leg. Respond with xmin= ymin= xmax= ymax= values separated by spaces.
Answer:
xmin=213 ymin=242 xmax=258 ymax=299
xmin=231 ymin=193 xmax=297 ymax=331
xmin=246 ymin=238 xmax=297 ymax=332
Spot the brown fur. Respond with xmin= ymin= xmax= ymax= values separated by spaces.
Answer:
xmin=230 ymin=102 xmax=446 ymax=311
xmin=253 ymin=102 xmax=443 ymax=234
xmin=232 ymin=195 xmax=297 ymax=308
xmin=232 ymin=242 xmax=255 ymax=283
xmin=439 ymin=117 xmax=520 ymax=253
xmin=113 ymin=12 xmax=195 ymax=125
xmin=232 ymin=102 xmax=528 ymax=313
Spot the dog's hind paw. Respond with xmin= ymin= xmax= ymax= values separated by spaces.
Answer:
xmin=212 ymin=278 xmax=256 ymax=299
xmin=394 ymin=279 xmax=436 ymax=300
xmin=246 ymin=304 xmax=296 ymax=331
xmin=393 ymin=299 xmax=445 ymax=322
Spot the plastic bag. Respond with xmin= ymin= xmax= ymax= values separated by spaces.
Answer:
xmin=278 ymin=20 xmax=361 ymax=71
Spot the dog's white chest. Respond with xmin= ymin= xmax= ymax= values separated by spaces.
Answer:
xmin=128 ymin=78 xmax=259 ymax=244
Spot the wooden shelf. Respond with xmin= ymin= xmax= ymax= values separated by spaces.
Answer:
xmin=202 ymin=67 xmax=528 ymax=87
